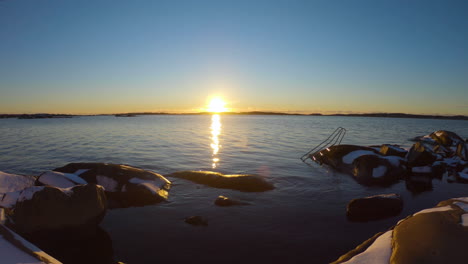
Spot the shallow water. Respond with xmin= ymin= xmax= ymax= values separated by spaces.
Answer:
xmin=0 ymin=115 xmax=467 ymax=263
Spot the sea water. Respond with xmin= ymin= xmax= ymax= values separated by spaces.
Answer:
xmin=0 ymin=115 xmax=467 ymax=263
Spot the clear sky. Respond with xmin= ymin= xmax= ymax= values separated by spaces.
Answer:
xmin=0 ymin=0 xmax=467 ymax=115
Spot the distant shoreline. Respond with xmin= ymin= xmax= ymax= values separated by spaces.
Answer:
xmin=0 ymin=112 xmax=467 ymax=121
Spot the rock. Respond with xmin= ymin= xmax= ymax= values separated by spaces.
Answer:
xmin=405 ymin=174 xmax=433 ymax=194
xmin=4 ymin=184 xmax=107 ymax=235
xmin=0 ymin=171 xmax=35 ymax=193
xmin=184 ymin=216 xmax=208 ymax=226
xmin=352 ymin=155 xmax=405 ymax=186
xmin=456 ymin=166 xmax=468 ymax=183
xmin=333 ymin=197 xmax=468 ymax=264
xmin=311 ymin=145 xmax=380 ymax=174
xmin=456 ymin=142 xmax=468 ymax=161
xmin=214 ymin=195 xmax=249 ymax=206
xmin=406 ymin=142 xmax=437 ymax=167
xmin=429 ymin=130 xmax=465 ymax=147
xmin=53 ymin=163 xmax=171 ymax=207
xmin=379 ymin=144 xmax=407 ymax=158
xmin=36 ymin=170 xmax=88 ymax=188
xmin=346 ymin=194 xmax=403 ymax=221
xmin=391 ymin=198 xmax=468 ymax=264
xmin=168 ymin=171 xmax=274 ymax=192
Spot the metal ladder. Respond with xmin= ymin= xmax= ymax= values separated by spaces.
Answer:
xmin=300 ymin=127 xmax=347 ymax=165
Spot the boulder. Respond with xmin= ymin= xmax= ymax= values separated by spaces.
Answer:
xmin=333 ymin=197 xmax=468 ymax=264
xmin=3 ymin=184 xmax=107 ymax=235
xmin=379 ymin=144 xmax=407 ymax=158
xmin=168 ymin=171 xmax=274 ymax=192
xmin=352 ymin=155 xmax=405 ymax=186
xmin=406 ymin=142 xmax=437 ymax=167
xmin=214 ymin=195 xmax=249 ymax=206
xmin=346 ymin=194 xmax=403 ymax=221
xmin=429 ymin=130 xmax=465 ymax=147
xmin=456 ymin=142 xmax=468 ymax=161
xmin=0 ymin=171 xmax=35 ymax=194
xmin=53 ymin=163 xmax=171 ymax=207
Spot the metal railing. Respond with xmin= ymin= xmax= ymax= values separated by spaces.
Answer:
xmin=300 ymin=127 xmax=347 ymax=164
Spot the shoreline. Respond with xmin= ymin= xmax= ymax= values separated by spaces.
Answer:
xmin=1 ymin=112 xmax=467 ymax=121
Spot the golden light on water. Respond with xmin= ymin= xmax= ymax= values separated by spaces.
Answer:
xmin=210 ymin=114 xmax=221 ymax=168
xmin=206 ymin=97 xmax=227 ymax=113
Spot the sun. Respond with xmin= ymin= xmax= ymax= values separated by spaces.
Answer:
xmin=206 ymin=97 xmax=227 ymax=113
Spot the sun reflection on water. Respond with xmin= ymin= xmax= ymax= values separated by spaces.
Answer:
xmin=210 ymin=114 xmax=221 ymax=168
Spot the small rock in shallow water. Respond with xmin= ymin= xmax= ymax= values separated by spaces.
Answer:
xmin=214 ymin=195 xmax=249 ymax=206
xmin=185 ymin=216 xmax=208 ymax=226
xmin=347 ymin=194 xmax=403 ymax=222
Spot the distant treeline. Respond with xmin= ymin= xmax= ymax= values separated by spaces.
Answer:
xmin=1 ymin=112 xmax=467 ymax=121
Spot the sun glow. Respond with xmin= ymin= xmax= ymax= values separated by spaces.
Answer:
xmin=206 ymin=97 xmax=228 ymax=113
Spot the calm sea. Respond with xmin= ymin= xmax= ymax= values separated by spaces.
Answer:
xmin=0 ymin=115 xmax=467 ymax=263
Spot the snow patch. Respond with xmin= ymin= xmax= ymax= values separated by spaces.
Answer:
xmin=0 ymin=171 xmax=35 ymax=193
xmin=413 ymin=205 xmax=453 ymax=216
xmin=372 ymin=166 xmax=387 ymax=178
xmin=342 ymin=230 xmax=393 ymax=264
xmin=411 ymin=166 xmax=432 ymax=173
xmin=96 ymin=175 xmax=119 ymax=192
xmin=73 ymin=169 xmax=89 ymax=176
xmin=453 ymin=197 xmax=468 ymax=203
xmin=461 ymin=214 xmax=468 ymax=227
xmin=384 ymin=156 xmax=404 ymax=167
xmin=39 ymin=171 xmax=86 ymax=188
xmin=342 ymin=151 xmax=377 ymax=165
xmin=0 ymin=186 xmax=45 ymax=209
xmin=458 ymin=168 xmax=468 ymax=180
xmin=453 ymin=202 xmax=468 ymax=212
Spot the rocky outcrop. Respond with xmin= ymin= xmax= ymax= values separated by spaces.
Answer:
xmin=333 ymin=197 xmax=468 ymax=263
xmin=346 ymin=194 xmax=403 ymax=221
xmin=311 ymin=145 xmax=405 ymax=186
xmin=168 ymin=171 xmax=274 ymax=192
xmin=52 ymin=163 xmax=171 ymax=207
xmin=3 ymin=184 xmax=107 ymax=235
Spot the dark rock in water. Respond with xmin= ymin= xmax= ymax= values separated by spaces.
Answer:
xmin=53 ymin=163 xmax=171 ymax=207
xmin=185 ymin=216 xmax=208 ymax=226
xmin=311 ymin=145 xmax=380 ymax=174
xmin=456 ymin=166 xmax=468 ymax=183
xmin=429 ymin=130 xmax=465 ymax=147
xmin=352 ymin=155 xmax=405 ymax=186
xmin=214 ymin=195 xmax=249 ymax=206
xmin=168 ymin=171 xmax=274 ymax=192
xmin=379 ymin=144 xmax=407 ymax=158
xmin=405 ymin=174 xmax=433 ymax=194
xmin=347 ymin=194 xmax=403 ymax=222
xmin=406 ymin=142 xmax=437 ymax=167
xmin=6 ymin=184 xmax=107 ymax=235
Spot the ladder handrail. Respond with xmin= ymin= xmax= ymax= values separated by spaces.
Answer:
xmin=301 ymin=127 xmax=347 ymax=164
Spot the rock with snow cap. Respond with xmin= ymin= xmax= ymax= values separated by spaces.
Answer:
xmin=0 ymin=171 xmax=35 ymax=194
xmin=4 ymin=184 xmax=107 ymax=235
xmin=346 ymin=194 xmax=403 ymax=222
xmin=311 ymin=145 xmax=380 ymax=174
xmin=333 ymin=197 xmax=468 ymax=264
xmin=379 ymin=144 xmax=407 ymax=158
xmin=406 ymin=142 xmax=437 ymax=167
xmin=352 ymin=155 xmax=405 ymax=186
xmin=429 ymin=130 xmax=465 ymax=147
xmin=53 ymin=163 xmax=171 ymax=207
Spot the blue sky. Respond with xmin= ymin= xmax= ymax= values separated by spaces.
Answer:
xmin=0 ymin=0 xmax=467 ymax=114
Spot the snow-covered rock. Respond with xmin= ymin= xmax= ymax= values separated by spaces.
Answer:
xmin=0 ymin=171 xmax=35 ymax=194
xmin=53 ymin=163 xmax=171 ymax=207
xmin=333 ymin=197 xmax=468 ymax=264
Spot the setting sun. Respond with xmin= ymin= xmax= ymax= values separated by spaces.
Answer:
xmin=206 ymin=97 xmax=228 ymax=113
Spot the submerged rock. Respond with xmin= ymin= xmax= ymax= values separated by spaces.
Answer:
xmin=214 ymin=195 xmax=250 ymax=206
xmin=185 ymin=216 xmax=208 ymax=226
xmin=333 ymin=197 xmax=468 ymax=264
xmin=168 ymin=171 xmax=274 ymax=192
xmin=4 ymin=184 xmax=107 ymax=235
xmin=52 ymin=163 xmax=171 ymax=207
xmin=346 ymin=194 xmax=403 ymax=222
